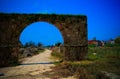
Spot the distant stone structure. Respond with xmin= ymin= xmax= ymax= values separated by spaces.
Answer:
xmin=0 ymin=13 xmax=87 ymax=67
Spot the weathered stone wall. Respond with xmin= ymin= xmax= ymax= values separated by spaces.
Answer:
xmin=0 ymin=13 xmax=87 ymax=66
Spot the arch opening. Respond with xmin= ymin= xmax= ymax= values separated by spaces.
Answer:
xmin=19 ymin=21 xmax=64 ymax=47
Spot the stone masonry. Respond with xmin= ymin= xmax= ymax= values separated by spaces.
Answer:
xmin=0 ymin=13 xmax=87 ymax=66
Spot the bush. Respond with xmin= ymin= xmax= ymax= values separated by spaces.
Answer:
xmin=87 ymin=47 xmax=120 ymax=60
xmin=88 ymin=44 xmax=96 ymax=47
xmin=115 ymin=36 xmax=120 ymax=44
xmin=105 ymin=43 xmax=114 ymax=47
xmin=114 ymin=43 xmax=120 ymax=47
xmin=51 ymin=51 xmax=63 ymax=60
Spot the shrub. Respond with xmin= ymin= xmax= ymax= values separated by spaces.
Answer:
xmin=88 ymin=44 xmax=96 ymax=47
xmin=115 ymin=36 xmax=120 ymax=44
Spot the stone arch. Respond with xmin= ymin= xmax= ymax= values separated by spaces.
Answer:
xmin=0 ymin=13 xmax=87 ymax=67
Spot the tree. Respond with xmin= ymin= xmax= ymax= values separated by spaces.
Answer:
xmin=24 ymin=41 xmax=35 ymax=47
xmin=38 ymin=42 xmax=43 ymax=47
xmin=93 ymin=37 xmax=96 ymax=41
xmin=115 ymin=36 xmax=120 ymax=44
xmin=29 ymin=41 xmax=35 ymax=47
xmin=55 ymin=42 xmax=62 ymax=46
xmin=24 ymin=42 xmax=29 ymax=47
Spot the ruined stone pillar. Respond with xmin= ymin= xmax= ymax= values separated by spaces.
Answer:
xmin=0 ymin=46 xmax=19 ymax=67
xmin=64 ymin=45 xmax=88 ymax=61
xmin=63 ymin=21 xmax=87 ymax=61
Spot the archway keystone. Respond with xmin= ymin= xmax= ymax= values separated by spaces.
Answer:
xmin=0 ymin=13 xmax=87 ymax=67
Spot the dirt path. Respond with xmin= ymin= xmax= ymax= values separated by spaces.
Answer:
xmin=0 ymin=49 xmax=76 ymax=79
xmin=21 ymin=49 xmax=54 ymax=63
xmin=0 ymin=49 xmax=55 ymax=79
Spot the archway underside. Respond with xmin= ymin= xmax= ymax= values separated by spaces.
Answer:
xmin=0 ymin=13 xmax=87 ymax=67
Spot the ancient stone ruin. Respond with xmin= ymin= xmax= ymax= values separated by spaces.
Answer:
xmin=0 ymin=13 xmax=87 ymax=67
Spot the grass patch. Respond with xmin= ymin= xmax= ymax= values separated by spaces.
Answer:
xmin=87 ymin=47 xmax=120 ymax=60
xmin=51 ymin=51 xmax=63 ymax=61
xmin=51 ymin=47 xmax=120 ymax=79
xmin=37 ymin=49 xmax=45 ymax=54
xmin=84 ymin=47 xmax=120 ymax=77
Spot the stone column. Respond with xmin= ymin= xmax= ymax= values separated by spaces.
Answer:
xmin=0 ymin=44 xmax=19 ymax=67
xmin=63 ymin=20 xmax=87 ymax=61
xmin=64 ymin=45 xmax=87 ymax=61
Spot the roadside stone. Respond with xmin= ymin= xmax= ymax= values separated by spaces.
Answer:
xmin=29 ymin=71 xmax=40 ymax=76
xmin=60 ymin=76 xmax=76 ymax=79
xmin=45 ymin=78 xmax=51 ymax=79
xmin=31 ymin=47 xmax=38 ymax=53
xmin=0 ymin=73 xmax=4 ymax=76
xmin=36 ymin=78 xmax=43 ymax=79
xmin=100 ymin=71 xmax=120 ymax=79
xmin=36 ymin=78 xmax=51 ymax=79
xmin=19 ymin=48 xmax=25 ymax=54
xmin=23 ymin=49 xmax=33 ymax=57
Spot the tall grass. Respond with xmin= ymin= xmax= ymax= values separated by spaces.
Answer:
xmin=87 ymin=47 xmax=120 ymax=60
xmin=53 ymin=47 xmax=120 ymax=79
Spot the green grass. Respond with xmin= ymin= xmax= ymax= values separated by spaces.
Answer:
xmin=37 ymin=49 xmax=45 ymax=53
xmin=85 ymin=47 xmax=120 ymax=77
xmin=87 ymin=47 xmax=120 ymax=60
xmin=51 ymin=51 xmax=63 ymax=60
xmin=85 ymin=47 xmax=120 ymax=75
xmin=53 ymin=47 xmax=120 ymax=79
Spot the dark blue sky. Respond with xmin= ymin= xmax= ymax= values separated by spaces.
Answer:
xmin=0 ymin=0 xmax=120 ymax=45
